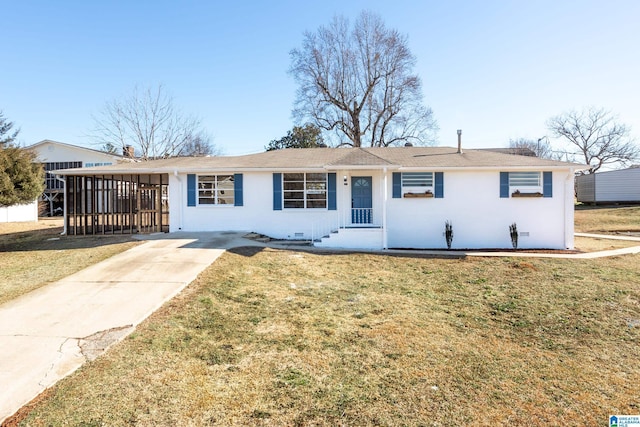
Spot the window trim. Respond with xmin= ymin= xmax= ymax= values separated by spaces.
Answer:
xmin=196 ymin=174 xmax=235 ymax=206
xmin=501 ymin=171 xmax=546 ymax=198
xmin=509 ymin=171 xmax=543 ymax=196
xmin=282 ymin=172 xmax=328 ymax=209
xmin=509 ymin=171 xmax=541 ymax=188
xmin=400 ymin=172 xmax=435 ymax=197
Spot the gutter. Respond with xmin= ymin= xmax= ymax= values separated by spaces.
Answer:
xmin=174 ymin=170 xmax=184 ymax=231
xmin=55 ymin=175 xmax=67 ymax=235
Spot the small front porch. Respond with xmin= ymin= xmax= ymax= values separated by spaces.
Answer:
xmin=312 ymin=170 xmax=389 ymax=249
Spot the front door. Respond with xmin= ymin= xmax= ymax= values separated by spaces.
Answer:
xmin=351 ymin=176 xmax=372 ymax=224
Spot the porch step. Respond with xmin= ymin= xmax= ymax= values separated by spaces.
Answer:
xmin=315 ymin=227 xmax=384 ymax=250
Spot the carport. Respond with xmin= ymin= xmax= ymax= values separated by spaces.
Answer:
xmin=65 ymin=173 xmax=169 ymax=235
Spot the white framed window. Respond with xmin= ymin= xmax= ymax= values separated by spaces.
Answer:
xmin=401 ymin=172 xmax=434 ymax=197
xmin=198 ymin=175 xmax=234 ymax=205
xmin=509 ymin=172 xmax=541 ymax=187
xmin=283 ymin=173 xmax=327 ymax=209
xmin=402 ymin=172 xmax=433 ymax=187
xmin=509 ymin=171 xmax=543 ymax=196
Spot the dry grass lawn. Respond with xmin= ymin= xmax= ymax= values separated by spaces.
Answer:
xmin=574 ymin=235 xmax=640 ymax=252
xmin=575 ymin=205 xmax=640 ymax=234
xmin=0 ymin=219 xmax=140 ymax=305
xmin=17 ymin=245 xmax=640 ymax=426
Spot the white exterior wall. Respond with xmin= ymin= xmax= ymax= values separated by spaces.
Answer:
xmin=169 ymin=172 xmax=341 ymax=241
xmin=0 ymin=201 xmax=38 ymax=223
xmin=387 ymin=169 xmax=572 ymax=249
xmin=168 ymin=168 xmax=575 ymax=250
xmin=31 ymin=141 xmax=123 ymax=166
xmin=594 ymin=168 xmax=640 ymax=202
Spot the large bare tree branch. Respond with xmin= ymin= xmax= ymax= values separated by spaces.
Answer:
xmin=547 ymin=107 xmax=638 ymax=173
xmin=290 ymin=11 xmax=438 ymax=147
xmin=91 ymin=84 xmax=215 ymax=160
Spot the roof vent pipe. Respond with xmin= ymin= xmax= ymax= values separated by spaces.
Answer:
xmin=457 ymin=129 xmax=462 ymax=154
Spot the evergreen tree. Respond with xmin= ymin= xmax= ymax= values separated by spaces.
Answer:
xmin=265 ymin=124 xmax=325 ymax=151
xmin=0 ymin=111 xmax=45 ymax=206
xmin=0 ymin=110 xmax=20 ymax=146
xmin=0 ymin=147 xmax=44 ymax=206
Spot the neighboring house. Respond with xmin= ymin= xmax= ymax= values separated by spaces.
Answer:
xmin=26 ymin=140 xmax=131 ymax=216
xmin=576 ymin=166 xmax=640 ymax=204
xmin=54 ymin=146 xmax=584 ymax=250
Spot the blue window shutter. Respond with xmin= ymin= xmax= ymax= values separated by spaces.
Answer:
xmin=543 ymin=171 xmax=552 ymax=198
xmin=328 ymin=173 xmax=337 ymax=210
xmin=392 ymin=173 xmax=401 ymax=198
xmin=273 ymin=173 xmax=282 ymax=210
xmin=187 ymin=174 xmax=196 ymax=206
xmin=234 ymin=173 xmax=243 ymax=206
xmin=500 ymin=172 xmax=509 ymax=198
xmin=434 ymin=172 xmax=444 ymax=198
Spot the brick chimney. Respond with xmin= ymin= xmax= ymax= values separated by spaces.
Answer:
xmin=123 ymin=145 xmax=135 ymax=158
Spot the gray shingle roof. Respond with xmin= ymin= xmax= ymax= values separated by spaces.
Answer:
xmin=54 ymin=146 xmax=586 ymax=175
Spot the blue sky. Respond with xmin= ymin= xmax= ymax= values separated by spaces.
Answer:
xmin=2 ymin=0 xmax=639 ymax=155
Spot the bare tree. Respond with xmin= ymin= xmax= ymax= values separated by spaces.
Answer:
xmin=547 ymin=107 xmax=638 ymax=173
xmin=92 ymin=85 xmax=213 ymax=160
xmin=181 ymin=132 xmax=219 ymax=157
xmin=290 ymin=11 xmax=437 ymax=147
xmin=508 ymin=137 xmax=555 ymax=159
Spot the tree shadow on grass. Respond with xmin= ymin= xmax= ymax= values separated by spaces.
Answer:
xmin=0 ymin=227 xmax=136 ymax=252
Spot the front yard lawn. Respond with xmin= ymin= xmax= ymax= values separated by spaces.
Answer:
xmin=0 ymin=219 xmax=139 ymax=305
xmin=17 ymin=247 xmax=640 ymax=426
xmin=575 ymin=205 xmax=640 ymax=234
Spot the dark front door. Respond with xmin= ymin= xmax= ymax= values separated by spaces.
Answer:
xmin=351 ymin=176 xmax=372 ymax=224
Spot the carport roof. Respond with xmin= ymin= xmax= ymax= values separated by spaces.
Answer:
xmin=53 ymin=146 xmax=586 ymax=175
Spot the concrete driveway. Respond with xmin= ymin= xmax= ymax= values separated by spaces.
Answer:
xmin=0 ymin=231 xmax=261 ymax=424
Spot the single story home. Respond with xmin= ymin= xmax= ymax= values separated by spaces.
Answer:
xmin=54 ymin=146 xmax=584 ymax=250
xmin=576 ymin=166 xmax=640 ymax=204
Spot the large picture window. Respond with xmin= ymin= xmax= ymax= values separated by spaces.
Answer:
xmin=198 ymin=175 xmax=234 ymax=205
xmin=283 ymin=173 xmax=327 ymax=209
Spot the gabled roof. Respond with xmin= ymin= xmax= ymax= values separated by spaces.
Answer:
xmin=327 ymin=149 xmax=393 ymax=166
xmin=53 ymin=146 xmax=586 ymax=175
xmin=26 ymin=139 xmax=128 ymax=160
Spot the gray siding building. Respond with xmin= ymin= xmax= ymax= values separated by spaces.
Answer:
xmin=576 ymin=167 xmax=640 ymax=203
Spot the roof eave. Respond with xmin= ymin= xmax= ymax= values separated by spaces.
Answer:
xmin=399 ymin=164 xmax=588 ymax=171
xmin=324 ymin=164 xmax=400 ymax=170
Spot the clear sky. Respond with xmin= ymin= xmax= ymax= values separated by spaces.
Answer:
xmin=2 ymin=0 xmax=639 ymax=155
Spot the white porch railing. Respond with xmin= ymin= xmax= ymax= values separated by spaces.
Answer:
xmin=350 ymin=208 xmax=373 ymax=225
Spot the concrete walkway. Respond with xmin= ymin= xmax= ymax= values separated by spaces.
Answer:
xmin=286 ymin=232 xmax=640 ymax=260
xmin=2 ymin=231 xmax=639 ymax=423
xmin=0 ymin=232 xmax=260 ymax=424
xmin=458 ymin=233 xmax=640 ymax=259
